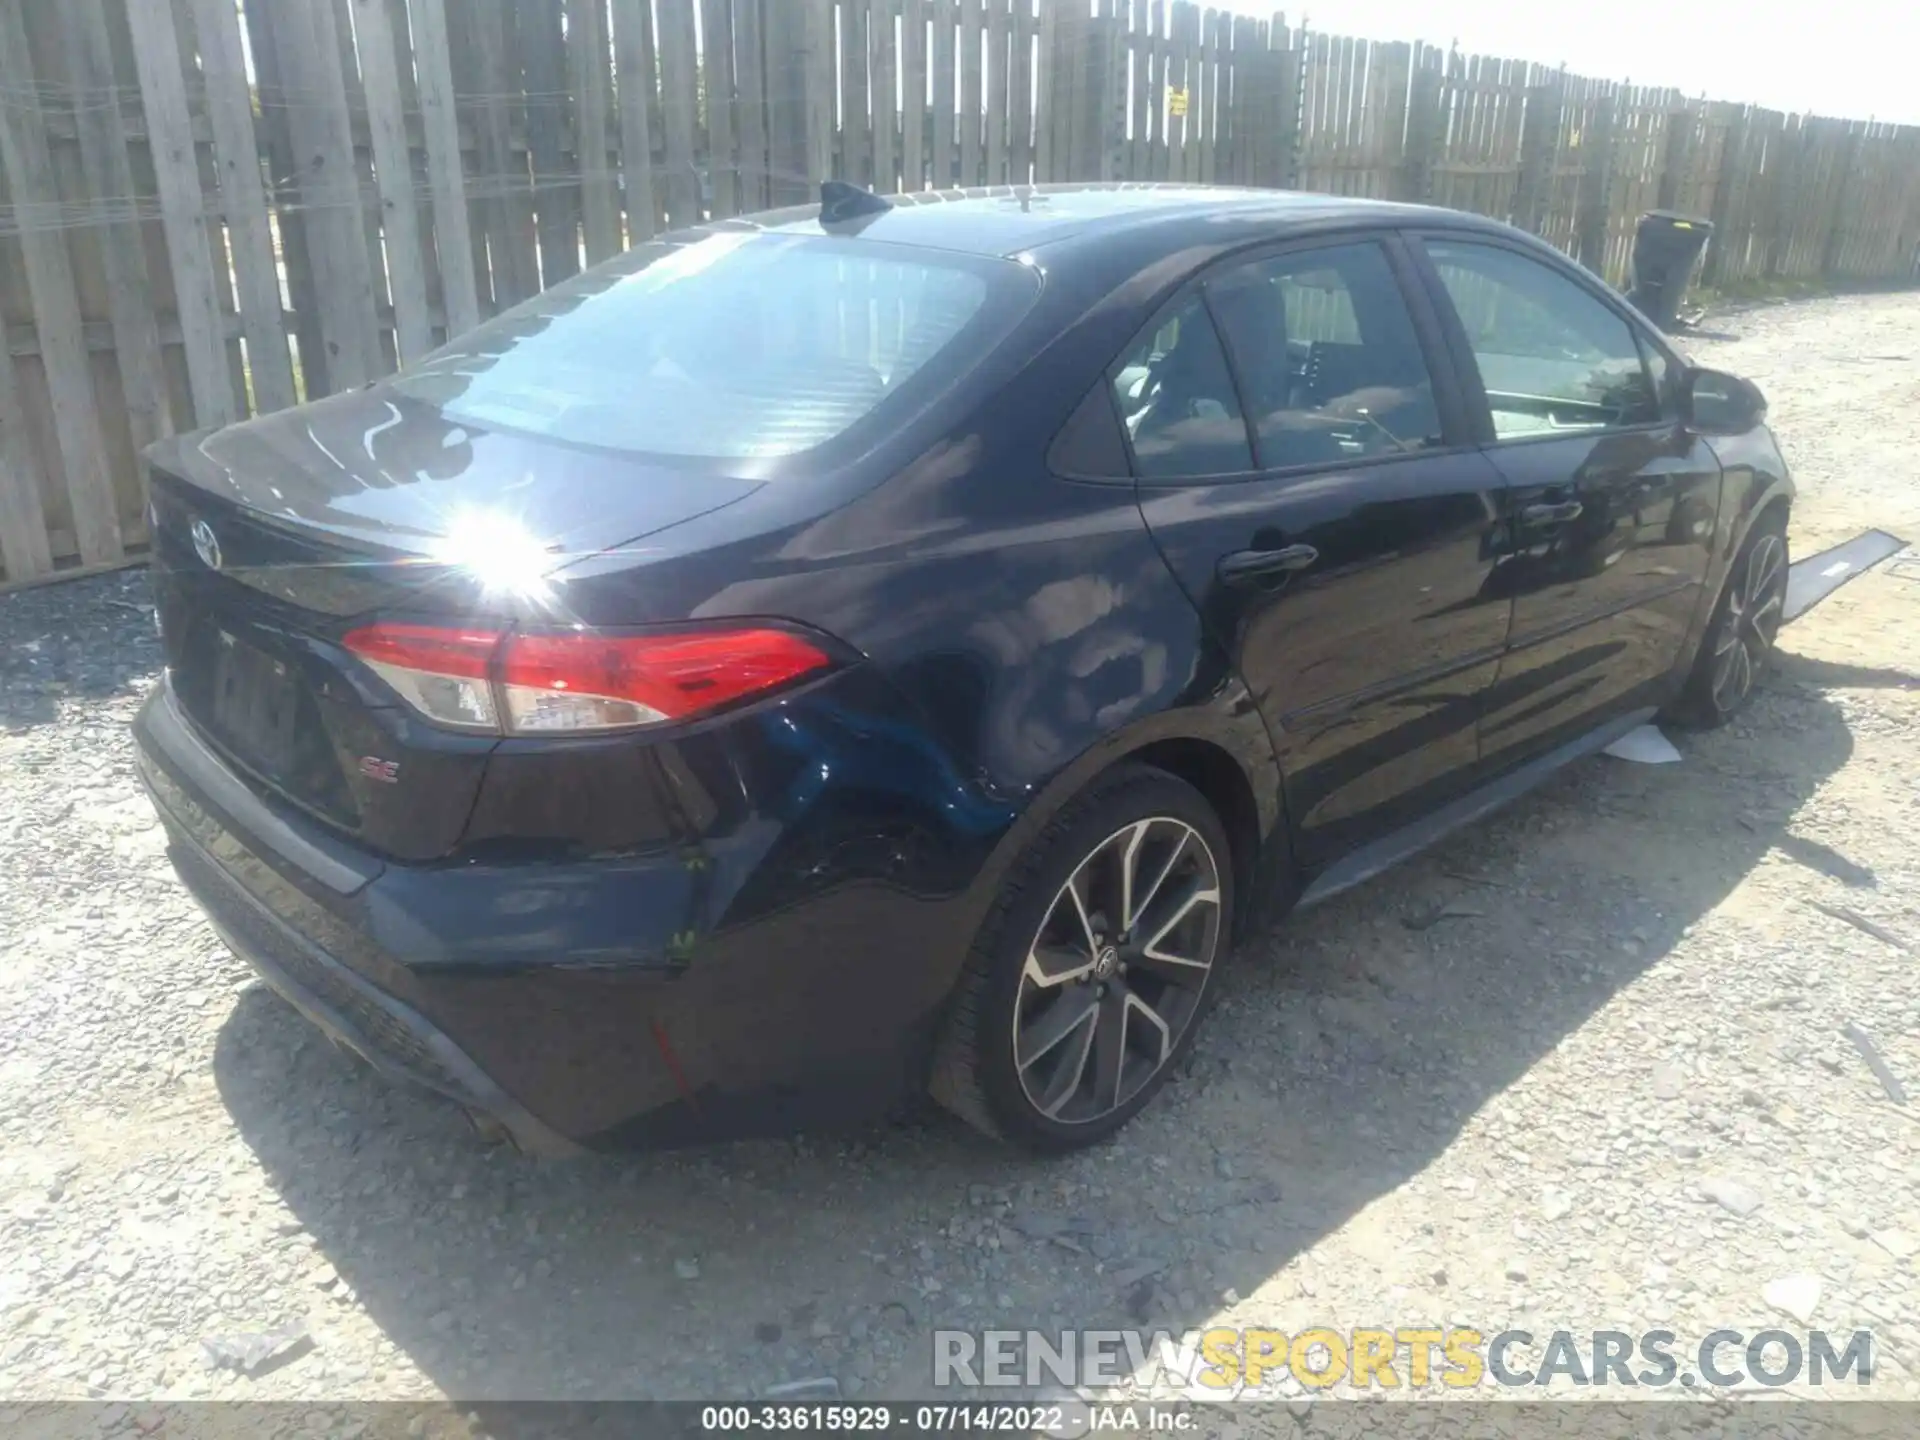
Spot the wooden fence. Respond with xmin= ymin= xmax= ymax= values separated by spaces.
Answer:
xmin=3 ymin=0 xmax=1919 ymax=589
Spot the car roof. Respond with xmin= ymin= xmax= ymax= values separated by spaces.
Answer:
xmin=734 ymin=182 xmax=1505 ymax=259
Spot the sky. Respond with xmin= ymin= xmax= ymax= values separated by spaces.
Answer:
xmin=1258 ymin=0 xmax=1920 ymax=124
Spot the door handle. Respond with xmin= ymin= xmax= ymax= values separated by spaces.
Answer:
xmin=1520 ymin=500 xmax=1584 ymax=525
xmin=1217 ymin=544 xmax=1318 ymax=584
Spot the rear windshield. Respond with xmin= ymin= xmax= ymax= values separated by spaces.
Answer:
xmin=389 ymin=232 xmax=1030 ymax=460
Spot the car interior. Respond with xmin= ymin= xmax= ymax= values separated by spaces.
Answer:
xmin=1116 ymin=249 xmax=1444 ymax=477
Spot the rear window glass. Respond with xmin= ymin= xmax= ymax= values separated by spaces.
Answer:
xmin=390 ymin=233 xmax=1019 ymax=459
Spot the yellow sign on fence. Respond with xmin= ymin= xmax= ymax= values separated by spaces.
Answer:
xmin=1169 ymin=87 xmax=1189 ymax=117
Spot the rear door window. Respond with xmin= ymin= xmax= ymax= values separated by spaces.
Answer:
xmin=1109 ymin=295 xmax=1255 ymax=479
xmin=1206 ymin=242 xmax=1445 ymax=470
xmin=390 ymin=232 xmax=1026 ymax=460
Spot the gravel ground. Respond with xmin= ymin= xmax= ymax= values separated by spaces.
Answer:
xmin=2 ymin=291 xmax=1918 ymax=1421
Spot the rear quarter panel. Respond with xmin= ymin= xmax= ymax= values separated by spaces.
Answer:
xmin=550 ymin=248 xmax=1293 ymax=975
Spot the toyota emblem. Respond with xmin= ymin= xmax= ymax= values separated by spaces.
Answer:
xmin=190 ymin=518 xmax=222 ymax=571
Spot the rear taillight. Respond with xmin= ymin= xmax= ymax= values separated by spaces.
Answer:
xmin=346 ymin=623 xmax=503 ymax=731
xmin=342 ymin=624 xmax=833 ymax=735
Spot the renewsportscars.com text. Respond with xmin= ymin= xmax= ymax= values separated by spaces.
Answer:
xmin=932 ymin=1326 xmax=1875 ymax=1393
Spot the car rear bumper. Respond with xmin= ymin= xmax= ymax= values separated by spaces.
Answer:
xmin=133 ymin=679 xmax=978 ymax=1151
xmin=162 ymin=827 xmax=582 ymax=1156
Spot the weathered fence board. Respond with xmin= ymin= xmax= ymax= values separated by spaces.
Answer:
xmin=354 ymin=0 xmax=434 ymax=365
xmin=703 ymin=0 xmax=741 ymax=218
xmin=0 ymin=0 xmax=122 ymax=569
xmin=124 ymin=0 xmax=231 ymax=431
xmin=410 ymin=0 xmax=482 ymax=337
xmin=872 ymin=0 xmax=900 ymax=193
xmin=609 ymin=0 xmax=660 ymax=239
xmin=189 ymin=0 xmax=297 ymax=410
xmin=61 ymin=0 xmax=171 ymax=462
xmin=572 ymin=0 xmax=622 ymax=262
xmin=931 ymin=0 xmax=956 ymax=185
xmin=959 ymin=0 xmax=984 ymax=186
xmin=3 ymin=0 xmax=1920 ymax=587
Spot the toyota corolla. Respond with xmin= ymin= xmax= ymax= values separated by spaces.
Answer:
xmin=133 ymin=183 xmax=1791 ymax=1154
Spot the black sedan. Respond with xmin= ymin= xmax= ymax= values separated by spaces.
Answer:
xmin=133 ymin=183 xmax=1792 ymax=1155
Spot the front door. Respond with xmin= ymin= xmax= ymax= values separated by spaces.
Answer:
xmin=1125 ymin=237 xmax=1513 ymax=867
xmin=1414 ymin=236 xmax=1723 ymax=770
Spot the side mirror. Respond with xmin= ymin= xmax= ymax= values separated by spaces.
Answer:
xmin=1683 ymin=367 xmax=1767 ymax=435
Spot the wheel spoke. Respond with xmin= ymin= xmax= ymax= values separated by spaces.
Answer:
xmin=1123 ymin=987 xmax=1173 ymax=1071
xmin=1089 ymin=989 xmax=1129 ymax=1111
xmin=1018 ymin=991 xmax=1098 ymax=1071
xmin=1029 ymin=1003 xmax=1099 ymax=1117
xmin=1139 ymin=877 xmax=1220 ymax=966
xmin=1125 ymin=825 xmax=1190 ymax=933
xmin=1710 ymin=641 xmax=1735 ymax=695
xmin=1748 ymin=537 xmax=1784 ymax=604
xmin=1061 ymin=869 xmax=1101 ymax=957
xmin=1126 ymin=948 xmax=1208 ymax=989
xmin=1115 ymin=821 xmax=1150 ymax=939
xmin=1721 ymin=637 xmax=1753 ymax=706
xmin=1024 ymin=944 xmax=1096 ymax=990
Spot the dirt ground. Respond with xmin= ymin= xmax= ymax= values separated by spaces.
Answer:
xmin=1 ymin=290 xmax=1918 ymax=1423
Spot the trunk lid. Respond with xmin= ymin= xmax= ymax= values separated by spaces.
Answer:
xmin=145 ymin=389 xmax=763 ymax=861
xmin=149 ymin=388 xmax=762 ymax=614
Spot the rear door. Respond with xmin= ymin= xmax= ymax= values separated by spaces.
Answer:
xmin=1411 ymin=235 xmax=1723 ymax=769
xmin=1129 ymin=235 xmax=1514 ymax=867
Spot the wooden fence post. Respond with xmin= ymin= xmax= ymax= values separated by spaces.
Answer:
xmin=807 ymin=0 xmax=837 ymax=191
xmin=1575 ymin=88 xmax=1618 ymax=273
xmin=572 ymin=0 xmax=623 ymax=256
xmin=0 ymin=0 xmax=120 ymax=565
xmin=354 ymin=0 xmax=436 ymax=363
xmin=1098 ymin=10 xmax=1131 ymax=181
xmin=122 ymin=0 xmax=236 ymax=429
xmin=522 ymin=0 xmax=577 ymax=277
xmin=1822 ymin=123 xmax=1867 ymax=277
xmin=265 ymin=0 xmax=386 ymax=390
xmin=763 ymin=0 xmax=823 ymax=204
xmin=1702 ymin=105 xmax=1750 ymax=285
xmin=1374 ymin=41 xmax=1413 ymax=199
xmin=1399 ymin=43 xmax=1444 ymax=203
xmin=1764 ymin=117 xmax=1803 ymax=278
xmin=1897 ymin=131 xmax=1920 ymax=277
xmin=1238 ymin=40 xmax=1288 ymax=188
xmin=1656 ymin=103 xmax=1697 ymax=213
xmin=60 ymin=0 xmax=172 ymax=452
xmin=1282 ymin=25 xmax=1306 ymax=189
xmin=1513 ymin=72 xmax=1563 ymax=234
xmin=407 ymin=0 xmax=482 ymax=337
xmin=699 ymin=0 xmax=740 ymax=212
xmin=657 ymin=0 xmax=702 ymax=224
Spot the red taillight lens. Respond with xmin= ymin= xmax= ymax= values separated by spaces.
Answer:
xmin=498 ymin=629 xmax=832 ymax=733
xmin=342 ymin=623 xmax=833 ymax=735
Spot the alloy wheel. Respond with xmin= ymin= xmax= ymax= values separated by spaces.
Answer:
xmin=1011 ymin=817 xmax=1222 ymax=1125
xmin=1709 ymin=530 xmax=1787 ymax=714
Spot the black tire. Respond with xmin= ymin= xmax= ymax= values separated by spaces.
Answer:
xmin=930 ymin=763 xmax=1233 ymax=1152
xmin=1665 ymin=511 xmax=1789 ymax=729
